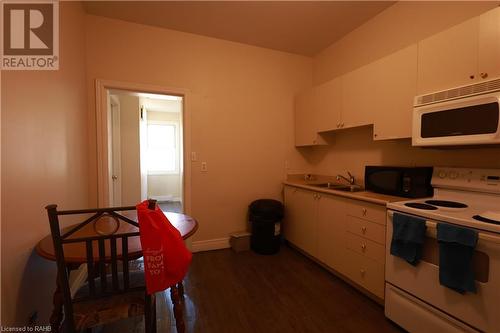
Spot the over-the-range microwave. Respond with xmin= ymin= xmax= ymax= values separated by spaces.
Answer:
xmin=412 ymin=78 xmax=500 ymax=146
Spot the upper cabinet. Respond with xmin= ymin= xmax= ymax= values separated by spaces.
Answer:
xmin=315 ymin=77 xmax=342 ymax=132
xmin=417 ymin=17 xmax=479 ymax=94
xmin=294 ymin=88 xmax=327 ymax=147
xmin=341 ymin=44 xmax=417 ymax=138
xmin=418 ymin=7 xmax=500 ymax=94
xmin=478 ymin=7 xmax=500 ymax=81
xmin=341 ymin=62 xmax=377 ymax=129
xmin=371 ymin=44 xmax=418 ymax=140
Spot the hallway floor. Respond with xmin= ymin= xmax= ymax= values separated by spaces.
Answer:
xmin=159 ymin=201 xmax=182 ymax=213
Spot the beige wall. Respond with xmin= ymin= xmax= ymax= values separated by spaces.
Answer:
xmin=304 ymin=2 xmax=500 ymax=182
xmin=301 ymin=126 xmax=500 ymax=182
xmin=146 ymin=110 xmax=182 ymax=201
xmin=115 ymin=94 xmax=141 ymax=206
xmin=1 ymin=3 xmax=89 ymax=325
xmin=85 ymin=15 xmax=312 ymax=242
xmin=313 ymin=1 xmax=499 ymax=84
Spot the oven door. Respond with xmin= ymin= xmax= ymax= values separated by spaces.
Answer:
xmin=412 ymin=93 xmax=500 ymax=146
xmin=385 ymin=211 xmax=500 ymax=332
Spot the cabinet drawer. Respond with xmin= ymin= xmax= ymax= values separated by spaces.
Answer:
xmin=347 ymin=216 xmax=386 ymax=244
xmin=347 ymin=200 xmax=386 ymax=225
xmin=345 ymin=249 xmax=385 ymax=299
xmin=347 ymin=232 xmax=385 ymax=264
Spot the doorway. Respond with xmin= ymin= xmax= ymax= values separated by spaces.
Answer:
xmin=96 ymin=80 xmax=188 ymax=213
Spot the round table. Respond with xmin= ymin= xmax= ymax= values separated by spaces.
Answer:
xmin=36 ymin=211 xmax=198 ymax=263
xmin=35 ymin=210 xmax=198 ymax=333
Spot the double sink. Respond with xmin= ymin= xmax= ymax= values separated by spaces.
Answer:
xmin=308 ymin=182 xmax=364 ymax=193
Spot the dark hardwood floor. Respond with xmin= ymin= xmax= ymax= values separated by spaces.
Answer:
xmin=103 ymin=246 xmax=404 ymax=333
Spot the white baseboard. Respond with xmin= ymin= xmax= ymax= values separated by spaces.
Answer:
xmin=191 ymin=237 xmax=230 ymax=252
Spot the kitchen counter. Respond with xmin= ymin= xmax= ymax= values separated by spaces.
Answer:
xmin=284 ymin=178 xmax=406 ymax=205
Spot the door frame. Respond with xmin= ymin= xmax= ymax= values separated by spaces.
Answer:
xmin=95 ymin=79 xmax=192 ymax=214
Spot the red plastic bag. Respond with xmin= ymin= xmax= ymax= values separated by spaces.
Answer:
xmin=136 ymin=200 xmax=192 ymax=294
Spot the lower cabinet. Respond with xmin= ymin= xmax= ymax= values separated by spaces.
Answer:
xmin=283 ymin=186 xmax=319 ymax=258
xmin=284 ymin=185 xmax=387 ymax=299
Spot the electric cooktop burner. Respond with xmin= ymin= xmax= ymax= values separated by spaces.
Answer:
xmin=473 ymin=215 xmax=500 ymax=225
xmin=404 ymin=202 xmax=438 ymax=210
xmin=424 ymin=200 xmax=468 ymax=208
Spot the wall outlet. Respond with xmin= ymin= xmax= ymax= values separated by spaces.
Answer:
xmin=201 ymin=162 xmax=208 ymax=172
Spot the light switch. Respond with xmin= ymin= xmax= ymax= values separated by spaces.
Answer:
xmin=201 ymin=162 xmax=208 ymax=172
xmin=191 ymin=152 xmax=197 ymax=161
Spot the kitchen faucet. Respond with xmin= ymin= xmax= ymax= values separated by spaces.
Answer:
xmin=336 ymin=171 xmax=355 ymax=185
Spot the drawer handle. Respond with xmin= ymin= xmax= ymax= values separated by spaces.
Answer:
xmin=361 ymin=244 xmax=367 ymax=252
xmin=362 ymin=208 xmax=367 ymax=216
xmin=361 ymin=226 xmax=367 ymax=234
xmin=360 ymin=269 xmax=366 ymax=277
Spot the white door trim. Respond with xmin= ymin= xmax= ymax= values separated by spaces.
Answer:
xmin=95 ymin=79 xmax=192 ymax=215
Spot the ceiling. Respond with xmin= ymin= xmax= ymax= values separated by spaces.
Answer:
xmin=83 ymin=1 xmax=395 ymax=56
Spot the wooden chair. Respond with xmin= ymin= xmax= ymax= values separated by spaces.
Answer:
xmin=45 ymin=201 xmax=158 ymax=333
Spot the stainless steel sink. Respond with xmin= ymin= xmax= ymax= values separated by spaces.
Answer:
xmin=309 ymin=183 xmax=363 ymax=192
xmin=334 ymin=185 xmax=364 ymax=192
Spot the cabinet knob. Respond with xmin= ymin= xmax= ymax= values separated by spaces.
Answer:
xmin=361 ymin=244 xmax=367 ymax=252
xmin=361 ymin=226 xmax=367 ymax=234
xmin=337 ymin=123 xmax=340 ymax=128
xmin=480 ymin=72 xmax=488 ymax=79
xmin=470 ymin=74 xmax=475 ymax=79
xmin=317 ymin=194 xmax=321 ymax=200
xmin=341 ymin=123 xmax=345 ymax=128
xmin=373 ymin=133 xmax=377 ymax=138
xmin=362 ymin=208 xmax=367 ymax=216
xmin=360 ymin=269 xmax=366 ymax=277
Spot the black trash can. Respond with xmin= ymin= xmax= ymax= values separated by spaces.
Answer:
xmin=249 ymin=199 xmax=284 ymax=255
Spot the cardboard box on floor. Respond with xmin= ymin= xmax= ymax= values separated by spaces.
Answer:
xmin=229 ymin=231 xmax=251 ymax=252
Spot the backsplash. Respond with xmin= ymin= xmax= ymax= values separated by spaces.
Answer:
xmin=297 ymin=126 xmax=500 ymax=182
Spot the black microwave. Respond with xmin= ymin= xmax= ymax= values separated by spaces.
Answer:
xmin=364 ymin=166 xmax=433 ymax=198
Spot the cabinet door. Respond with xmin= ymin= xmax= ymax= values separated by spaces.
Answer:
xmin=479 ymin=7 xmax=500 ymax=80
xmin=341 ymin=63 xmax=377 ymax=129
xmin=283 ymin=187 xmax=318 ymax=257
xmin=372 ymin=44 xmax=418 ymax=140
xmin=417 ymin=17 xmax=479 ymax=94
xmin=315 ymin=77 xmax=342 ymax=132
xmin=294 ymin=89 xmax=326 ymax=147
xmin=317 ymin=194 xmax=348 ymax=274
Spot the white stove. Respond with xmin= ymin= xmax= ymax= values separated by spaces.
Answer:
xmin=385 ymin=167 xmax=500 ymax=333
xmin=387 ymin=167 xmax=500 ymax=234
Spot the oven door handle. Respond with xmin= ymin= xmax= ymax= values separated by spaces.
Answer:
xmin=388 ymin=211 xmax=500 ymax=245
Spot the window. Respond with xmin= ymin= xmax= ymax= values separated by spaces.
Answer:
xmin=146 ymin=123 xmax=178 ymax=174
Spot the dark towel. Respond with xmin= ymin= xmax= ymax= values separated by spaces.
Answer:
xmin=437 ymin=223 xmax=478 ymax=294
xmin=390 ymin=213 xmax=427 ymax=265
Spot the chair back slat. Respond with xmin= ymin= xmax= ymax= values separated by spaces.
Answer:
xmin=122 ymin=235 xmax=130 ymax=290
xmin=110 ymin=237 xmax=119 ymax=291
xmin=98 ymin=238 xmax=107 ymax=293
xmin=61 ymin=212 xmax=103 ymax=239
xmin=85 ymin=240 xmax=96 ymax=296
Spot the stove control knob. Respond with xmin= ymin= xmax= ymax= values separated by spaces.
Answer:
xmin=438 ymin=170 xmax=447 ymax=179
xmin=449 ymin=171 xmax=459 ymax=179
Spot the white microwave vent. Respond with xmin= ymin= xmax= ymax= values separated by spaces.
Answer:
xmin=415 ymin=77 xmax=500 ymax=106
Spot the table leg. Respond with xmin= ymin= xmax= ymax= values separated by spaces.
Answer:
xmin=170 ymin=285 xmax=185 ymax=333
xmin=49 ymin=274 xmax=64 ymax=333
xmin=177 ymin=281 xmax=184 ymax=298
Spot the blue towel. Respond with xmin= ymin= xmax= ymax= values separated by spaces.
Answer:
xmin=390 ymin=213 xmax=427 ymax=266
xmin=437 ymin=223 xmax=478 ymax=294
